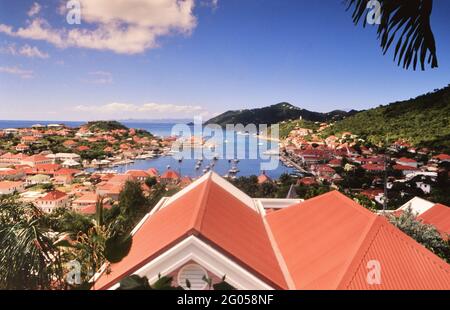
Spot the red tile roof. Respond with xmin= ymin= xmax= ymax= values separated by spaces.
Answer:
xmin=433 ymin=154 xmax=450 ymax=161
xmin=267 ymin=191 xmax=450 ymax=290
xmin=126 ymin=170 xmax=150 ymax=178
xmin=362 ymin=164 xmax=385 ymax=171
xmin=93 ymin=177 xmax=450 ymax=290
xmin=397 ymin=157 xmax=417 ymax=163
xmin=37 ymin=190 xmax=67 ymax=201
xmin=146 ymin=168 xmax=159 ymax=177
xmin=160 ymin=169 xmax=180 ymax=180
xmin=393 ymin=164 xmax=419 ymax=171
xmin=94 ymin=175 xmax=287 ymax=290
xmin=257 ymin=172 xmax=271 ymax=184
xmin=418 ymin=204 xmax=450 ymax=238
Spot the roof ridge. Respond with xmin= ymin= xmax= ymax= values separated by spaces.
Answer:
xmin=334 ymin=214 xmax=380 ymax=289
xmin=190 ymin=173 xmax=213 ymax=232
xmin=259 ymin=201 xmax=295 ymax=289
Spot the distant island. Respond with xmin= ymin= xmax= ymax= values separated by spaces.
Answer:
xmin=205 ymin=102 xmax=357 ymax=127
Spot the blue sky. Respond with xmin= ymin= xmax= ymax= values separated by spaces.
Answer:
xmin=0 ymin=0 xmax=449 ymax=121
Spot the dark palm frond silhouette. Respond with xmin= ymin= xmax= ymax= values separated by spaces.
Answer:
xmin=346 ymin=0 xmax=438 ymax=70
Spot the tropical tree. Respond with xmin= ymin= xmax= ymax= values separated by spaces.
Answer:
xmin=346 ymin=0 xmax=438 ymax=70
xmin=387 ymin=208 xmax=450 ymax=262
xmin=0 ymin=197 xmax=65 ymax=289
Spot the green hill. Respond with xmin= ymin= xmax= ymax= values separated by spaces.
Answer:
xmin=205 ymin=103 xmax=353 ymax=127
xmin=84 ymin=121 xmax=128 ymax=132
xmin=324 ymin=85 xmax=450 ymax=152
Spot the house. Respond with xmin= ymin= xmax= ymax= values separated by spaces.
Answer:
xmin=387 ymin=196 xmax=436 ymax=216
xmin=0 ymin=181 xmax=25 ymax=195
xmin=126 ymin=170 xmax=150 ymax=182
xmin=21 ymin=155 xmax=54 ymax=167
xmin=297 ymin=177 xmax=317 ymax=186
xmin=92 ymin=172 xmax=450 ymax=290
xmin=431 ymin=153 xmax=450 ymax=163
xmin=257 ymin=171 xmax=272 ymax=184
xmin=147 ymin=168 xmax=159 ymax=178
xmin=160 ymin=169 xmax=181 ymax=185
xmin=418 ymin=204 xmax=450 ymax=238
xmin=26 ymin=174 xmax=51 ymax=186
xmin=396 ymin=157 xmax=418 ymax=168
xmin=72 ymin=192 xmax=99 ymax=210
xmin=15 ymin=143 xmax=30 ymax=152
xmin=0 ymin=168 xmax=25 ymax=181
xmin=362 ymin=163 xmax=385 ymax=172
xmin=393 ymin=164 xmax=420 ymax=176
xmin=34 ymin=190 xmax=69 ymax=213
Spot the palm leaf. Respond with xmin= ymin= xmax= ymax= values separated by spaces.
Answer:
xmin=346 ymin=0 xmax=438 ymax=70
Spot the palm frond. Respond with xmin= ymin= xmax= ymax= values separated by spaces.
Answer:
xmin=346 ymin=0 xmax=438 ymax=70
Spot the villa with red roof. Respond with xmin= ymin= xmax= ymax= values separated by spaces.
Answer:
xmin=396 ymin=157 xmax=418 ymax=168
xmin=91 ymin=172 xmax=450 ymax=290
xmin=257 ymin=171 xmax=272 ymax=184
xmin=432 ymin=153 xmax=450 ymax=163
xmin=160 ymin=169 xmax=181 ymax=185
xmin=34 ymin=190 xmax=69 ymax=213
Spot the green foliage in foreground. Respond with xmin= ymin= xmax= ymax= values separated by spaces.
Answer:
xmin=388 ymin=208 xmax=450 ymax=263
xmin=323 ymin=86 xmax=450 ymax=152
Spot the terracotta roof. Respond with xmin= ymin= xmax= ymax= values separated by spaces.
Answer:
xmin=37 ymin=190 xmax=67 ymax=201
xmin=126 ymin=170 xmax=150 ymax=178
xmin=257 ymin=172 xmax=271 ymax=184
xmin=362 ymin=164 xmax=385 ymax=171
xmin=418 ymin=204 xmax=450 ymax=237
xmin=94 ymin=174 xmax=287 ymax=290
xmin=160 ymin=169 xmax=180 ymax=180
xmin=393 ymin=164 xmax=419 ymax=171
xmin=397 ymin=157 xmax=417 ymax=163
xmin=54 ymin=168 xmax=81 ymax=176
xmin=433 ymin=154 xmax=450 ymax=161
xmin=146 ymin=168 xmax=159 ymax=177
xmin=266 ymin=191 xmax=450 ymax=290
xmin=0 ymin=181 xmax=24 ymax=190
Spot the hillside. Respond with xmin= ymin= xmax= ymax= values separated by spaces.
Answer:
xmin=205 ymin=103 xmax=354 ymax=127
xmin=84 ymin=121 xmax=128 ymax=132
xmin=324 ymin=85 xmax=450 ymax=152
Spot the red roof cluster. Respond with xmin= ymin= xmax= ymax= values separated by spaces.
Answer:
xmin=93 ymin=175 xmax=450 ymax=290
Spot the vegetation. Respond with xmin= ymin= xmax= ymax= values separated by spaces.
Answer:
xmin=0 ymin=196 xmax=65 ymax=289
xmin=323 ymin=86 xmax=450 ymax=152
xmin=388 ymin=208 xmax=449 ymax=262
xmin=346 ymin=0 xmax=437 ymax=70
xmin=231 ymin=174 xmax=330 ymax=199
xmin=85 ymin=121 xmax=128 ymax=132
xmin=279 ymin=119 xmax=320 ymax=139
xmin=205 ymin=102 xmax=352 ymax=127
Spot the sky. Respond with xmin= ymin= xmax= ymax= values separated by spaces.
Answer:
xmin=0 ymin=0 xmax=449 ymax=121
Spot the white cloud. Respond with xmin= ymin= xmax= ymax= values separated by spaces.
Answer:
xmin=73 ymin=102 xmax=211 ymax=118
xmin=84 ymin=71 xmax=113 ymax=84
xmin=0 ymin=43 xmax=49 ymax=58
xmin=0 ymin=0 xmax=211 ymax=54
xmin=27 ymin=2 xmax=41 ymax=17
xmin=0 ymin=66 xmax=34 ymax=79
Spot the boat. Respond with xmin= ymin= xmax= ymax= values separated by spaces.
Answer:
xmin=229 ymin=166 xmax=240 ymax=174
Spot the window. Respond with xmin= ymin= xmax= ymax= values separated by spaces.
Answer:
xmin=177 ymin=264 xmax=208 ymax=290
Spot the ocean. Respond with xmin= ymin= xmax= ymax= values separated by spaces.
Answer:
xmin=0 ymin=120 xmax=294 ymax=178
